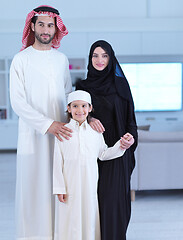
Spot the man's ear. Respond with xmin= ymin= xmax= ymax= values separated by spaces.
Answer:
xmin=31 ymin=22 xmax=35 ymax=32
xmin=67 ymin=105 xmax=71 ymax=113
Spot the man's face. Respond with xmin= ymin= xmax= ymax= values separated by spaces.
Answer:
xmin=31 ymin=16 xmax=56 ymax=45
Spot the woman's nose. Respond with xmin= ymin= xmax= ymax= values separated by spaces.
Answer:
xmin=98 ymin=56 xmax=103 ymax=62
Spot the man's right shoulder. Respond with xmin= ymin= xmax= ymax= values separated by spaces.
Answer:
xmin=12 ymin=47 xmax=31 ymax=61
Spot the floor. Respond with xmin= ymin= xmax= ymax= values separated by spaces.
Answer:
xmin=1 ymin=151 xmax=183 ymax=240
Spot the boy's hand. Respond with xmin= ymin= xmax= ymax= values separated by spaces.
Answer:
xmin=120 ymin=133 xmax=134 ymax=150
xmin=57 ymin=194 xmax=67 ymax=203
xmin=47 ymin=121 xmax=72 ymax=141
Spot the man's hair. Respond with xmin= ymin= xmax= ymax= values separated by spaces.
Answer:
xmin=31 ymin=16 xmax=38 ymax=25
xmin=31 ymin=15 xmax=57 ymax=26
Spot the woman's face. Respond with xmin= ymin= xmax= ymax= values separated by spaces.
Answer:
xmin=91 ymin=47 xmax=109 ymax=71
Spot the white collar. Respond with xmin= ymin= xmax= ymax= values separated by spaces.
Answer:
xmin=69 ymin=118 xmax=88 ymax=130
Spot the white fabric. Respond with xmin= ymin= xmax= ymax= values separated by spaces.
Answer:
xmin=35 ymin=13 xmax=49 ymax=16
xmin=10 ymin=46 xmax=72 ymax=240
xmin=53 ymin=118 xmax=125 ymax=240
xmin=67 ymin=90 xmax=91 ymax=105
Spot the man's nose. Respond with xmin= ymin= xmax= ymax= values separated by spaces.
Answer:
xmin=43 ymin=26 xmax=50 ymax=33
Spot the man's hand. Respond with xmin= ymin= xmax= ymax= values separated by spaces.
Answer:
xmin=57 ymin=194 xmax=67 ymax=203
xmin=120 ymin=133 xmax=134 ymax=150
xmin=47 ymin=121 xmax=72 ymax=141
xmin=89 ymin=117 xmax=105 ymax=133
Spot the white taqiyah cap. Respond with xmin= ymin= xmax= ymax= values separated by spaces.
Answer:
xmin=67 ymin=90 xmax=92 ymax=105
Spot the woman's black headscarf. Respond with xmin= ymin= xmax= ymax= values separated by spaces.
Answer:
xmin=76 ymin=40 xmax=134 ymax=103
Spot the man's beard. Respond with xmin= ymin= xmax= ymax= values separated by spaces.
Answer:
xmin=35 ymin=32 xmax=55 ymax=45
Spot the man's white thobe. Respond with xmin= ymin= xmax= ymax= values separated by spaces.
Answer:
xmin=53 ymin=119 xmax=125 ymax=240
xmin=10 ymin=46 xmax=72 ymax=240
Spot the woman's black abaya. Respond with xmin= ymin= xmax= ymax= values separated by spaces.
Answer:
xmin=76 ymin=40 xmax=138 ymax=240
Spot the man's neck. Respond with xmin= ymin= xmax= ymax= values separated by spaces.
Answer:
xmin=32 ymin=42 xmax=52 ymax=51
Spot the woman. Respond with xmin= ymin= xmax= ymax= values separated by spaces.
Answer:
xmin=76 ymin=40 xmax=138 ymax=240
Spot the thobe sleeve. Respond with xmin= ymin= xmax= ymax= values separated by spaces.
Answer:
xmin=98 ymin=134 xmax=125 ymax=161
xmin=53 ymin=138 xmax=66 ymax=194
xmin=9 ymin=55 xmax=54 ymax=135
xmin=63 ymin=56 xmax=72 ymax=101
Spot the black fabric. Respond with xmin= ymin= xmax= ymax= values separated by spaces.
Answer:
xmin=76 ymin=40 xmax=138 ymax=240
xmin=33 ymin=6 xmax=59 ymax=15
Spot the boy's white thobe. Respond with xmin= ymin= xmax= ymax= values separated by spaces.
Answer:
xmin=53 ymin=118 xmax=125 ymax=240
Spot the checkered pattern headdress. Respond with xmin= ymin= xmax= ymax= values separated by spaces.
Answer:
xmin=20 ymin=5 xmax=68 ymax=51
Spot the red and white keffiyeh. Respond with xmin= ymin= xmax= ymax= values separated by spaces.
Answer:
xmin=20 ymin=5 xmax=68 ymax=51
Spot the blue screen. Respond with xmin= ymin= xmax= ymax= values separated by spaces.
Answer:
xmin=120 ymin=63 xmax=182 ymax=112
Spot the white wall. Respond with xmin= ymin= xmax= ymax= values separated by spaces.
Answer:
xmin=1 ymin=0 xmax=183 ymax=130
xmin=1 ymin=0 xmax=183 ymax=56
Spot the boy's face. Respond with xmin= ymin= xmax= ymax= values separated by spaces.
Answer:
xmin=67 ymin=100 xmax=92 ymax=125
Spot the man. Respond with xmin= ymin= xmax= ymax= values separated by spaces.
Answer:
xmin=10 ymin=5 xmax=72 ymax=240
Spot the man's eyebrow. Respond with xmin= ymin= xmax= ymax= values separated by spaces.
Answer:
xmin=37 ymin=21 xmax=54 ymax=25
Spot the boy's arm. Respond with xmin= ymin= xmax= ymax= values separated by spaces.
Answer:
xmin=53 ymin=138 xmax=67 ymax=195
xmin=98 ymin=135 xmax=126 ymax=161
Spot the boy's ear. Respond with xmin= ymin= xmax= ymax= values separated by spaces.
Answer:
xmin=89 ymin=104 xmax=93 ymax=112
xmin=67 ymin=105 xmax=71 ymax=113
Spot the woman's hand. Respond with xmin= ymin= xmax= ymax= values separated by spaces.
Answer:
xmin=89 ymin=117 xmax=105 ymax=133
xmin=57 ymin=194 xmax=67 ymax=203
xmin=120 ymin=133 xmax=134 ymax=150
xmin=47 ymin=121 xmax=72 ymax=141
